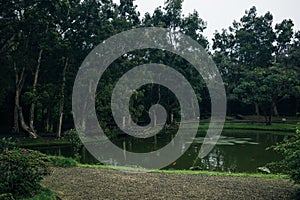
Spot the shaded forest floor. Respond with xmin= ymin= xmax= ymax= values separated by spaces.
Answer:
xmin=42 ymin=167 xmax=299 ymax=200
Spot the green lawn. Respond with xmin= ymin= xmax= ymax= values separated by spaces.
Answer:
xmin=78 ymin=163 xmax=288 ymax=179
xmin=16 ymin=137 xmax=70 ymax=147
xmin=179 ymin=122 xmax=298 ymax=135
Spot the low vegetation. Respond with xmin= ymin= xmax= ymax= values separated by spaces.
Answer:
xmin=267 ymin=128 xmax=300 ymax=184
xmin=0 ymin=138 xmax=79 ymax=199
xmin=0 ymin=148 xmax=50 ymax=199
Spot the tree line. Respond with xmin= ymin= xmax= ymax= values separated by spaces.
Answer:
xmin=0 ymin=0 xmax=299 ymax=137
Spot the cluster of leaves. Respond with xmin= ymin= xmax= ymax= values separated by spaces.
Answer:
xmin=0 ymin=148 xmax=50 ymax=199
xmin=0 ymin=0 xmax=211 ymax=136
xmin=48 ymin=155 xmax=78 ymax=167
xmin=267 ymin=128 xmax=300 ymax=184
xmin=0 ymin=137 xmax=16 ymax=153
xmin=213 ymin=7 xmax=300 ymax=123
xmin=63 ymin=129 xmax=83 ymax=161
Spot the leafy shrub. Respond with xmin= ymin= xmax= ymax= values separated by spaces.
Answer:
xmin=267 ymin=128 xmax=300 ymax=184
xmin=63 ymin=129 xmax=83 ymax=161
xmin=23 ymin=187 xmax=57 ymax=200
xmin=0 ymin=149 xmax=50 ymax=198
xmin=0 ymin=137 xmax=16 ymax=153
xmin=48 ymin=156 xmax=78 ymax=167
xmin=294 ymin=188 xmax=300 ymax=200
xmin=0 ymin=193 xmax=14 ymax=200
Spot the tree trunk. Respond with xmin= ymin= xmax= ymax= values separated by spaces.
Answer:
xmin=191 ymin=98 xmax=196 ymax=120
xmin=19 ymin=107 xmax=38 ymax=138
xmin=13 ymin=63 xmax=26 ymax=133
xmin=57 ymin=57 xmax=69 ymax=139
xmin=13 ymin=61 xmax=37 ymax=137
xmin=266 ymin=102 xmax=275 ymax=125
xmin=13 ymin=63 xmax=23 ymax=133
xmin=170 ymin=112 xmax=174 ymax=124
xmin=46 ymin=109 xmax=50 ymax=132
xmin=153 ymin=110 xmax=157 ymax=127
xmin=267 ymin=114 xmax=272 ymax=125
xmin=122 ymin=116 xmax=126 ymax=129
xmin=274 ymin=105 xmax=279 ymax=117
xmin=128 ymin=114 xmax=131 ymax=127
xmin=29 ymin=49 xmax=43 ymax=131
xmin=255 ymin=102 xmax=260 ymax=116
xmin=13 ymin=89 xmax=20 ymax=133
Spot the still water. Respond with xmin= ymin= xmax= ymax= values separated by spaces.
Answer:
xmin=33 ymin=131 xmax=285 ymax=173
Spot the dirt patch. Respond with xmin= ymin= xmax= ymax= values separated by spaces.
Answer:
xmin=42 ymin=167 xmax=298 ymax=200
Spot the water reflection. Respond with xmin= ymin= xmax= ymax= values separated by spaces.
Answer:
xmin=31 ymin=132 xmax=284 ymax=173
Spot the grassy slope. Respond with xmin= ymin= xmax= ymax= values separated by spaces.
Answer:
xmin=78 ymin=163 xmax=288 ymax=179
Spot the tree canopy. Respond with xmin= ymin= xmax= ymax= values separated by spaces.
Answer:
xmin=0 ymin=1 xmax=299 ymax=137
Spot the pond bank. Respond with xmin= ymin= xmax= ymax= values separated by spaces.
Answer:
xmin=11 ymin=121 xmax=297 ymax=148
xmin=42 ymin=167 xmax=298 ymax=200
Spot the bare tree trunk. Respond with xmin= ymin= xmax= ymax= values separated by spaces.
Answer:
xmin=13 ymin=64 xmax=38 ymax=138
xmin=13 ymin=103 xmax=19 ymax=133
xmin=128 ymin=114 xmax=131 ymax=127
xmin=57 ymin=57 xmax=69 ymax=139
xmin=191 ymin=99 xmax=196 ymax=119
xmin=274 ymin=105 xmax=279 ymax=117
xmin=153 ymin=110 xmax=157 ymax=127
xmin=19 ymin=107 xmax=38 ymax=138
xmin=122 ymin=116 xmax=126 ymax=129
xmin=29 ymin=49 xmax=43 ymax=132
xmin=170 ymin=112 xmax=174 ymax=124
xmin=46 ymin=115 xmax=50 ymax=132
xmin=13 ymin=88 xmax=20 ymax=133
xmin=267 ymin=102 xmax=275 ymax=125
xmin=255 ymin=103 xmax=260 ymax=116
xmin=13 ymin=63 xmax=25 ymax=133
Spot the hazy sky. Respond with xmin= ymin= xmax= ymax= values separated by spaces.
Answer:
xmin=120 ymin=0 xmax=300 ymax=44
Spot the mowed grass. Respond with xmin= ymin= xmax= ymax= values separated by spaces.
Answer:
xmin=176 ymin=121 xmax=298 ymax=135
xmin=15 ymin=137 xmax=70 ymax=147
xmin=77 ymin=163 xmax=288 ymax=179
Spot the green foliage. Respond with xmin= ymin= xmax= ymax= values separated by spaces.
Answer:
xmin=294 ymin=188 xmax=300 ymax=200
xmin=48 ymin=155 xmax=78 ymax=167
xmin=213 ymin=6 xmax=300 ymax=121
xmin=267 ymin=128 xmax=300 ymax=183
xmin=63 ymin=129 xmax=83 ymax=160
xmin=23 ymin=187 xmax=57 ymax=200
xmin=0 ymin=149 xmax=50 ymax=198
xmin=0 ymin=193 xmax=14 ymax=200
xmin=0 ymin=0 xmax=299 ymax=137
xmin=0 ymin=137 xmax=16 ymax=152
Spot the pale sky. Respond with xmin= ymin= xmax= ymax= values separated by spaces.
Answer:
xmin=117 ymin=0 xmax=300 ymax=44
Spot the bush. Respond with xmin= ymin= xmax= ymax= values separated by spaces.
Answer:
xmin=48 ymin=156 xmax=78 ymax=167
xmin=23 ymin=187 xmax=57 ymax=200
xmin=267 ymin=128 xmax=300 ymax=184
xmin=0 ymin=193 xmax=14 ymax=200
xmin=0 ymin=149 xmax=50 ymax=198
xmin=0 ymin=137 xmax=16 ymax=153
xmin=294 ymin=188 xmax=300 ymax=200
xmin=63 ymin=129 xmax=83 ymax=161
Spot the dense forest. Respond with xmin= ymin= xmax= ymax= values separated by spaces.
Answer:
xmin=0 ymin=0 xmax=299 ymax=138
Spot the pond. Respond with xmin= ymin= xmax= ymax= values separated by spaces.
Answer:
xmin=32 ymin=131 xmax=285 ymax=173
